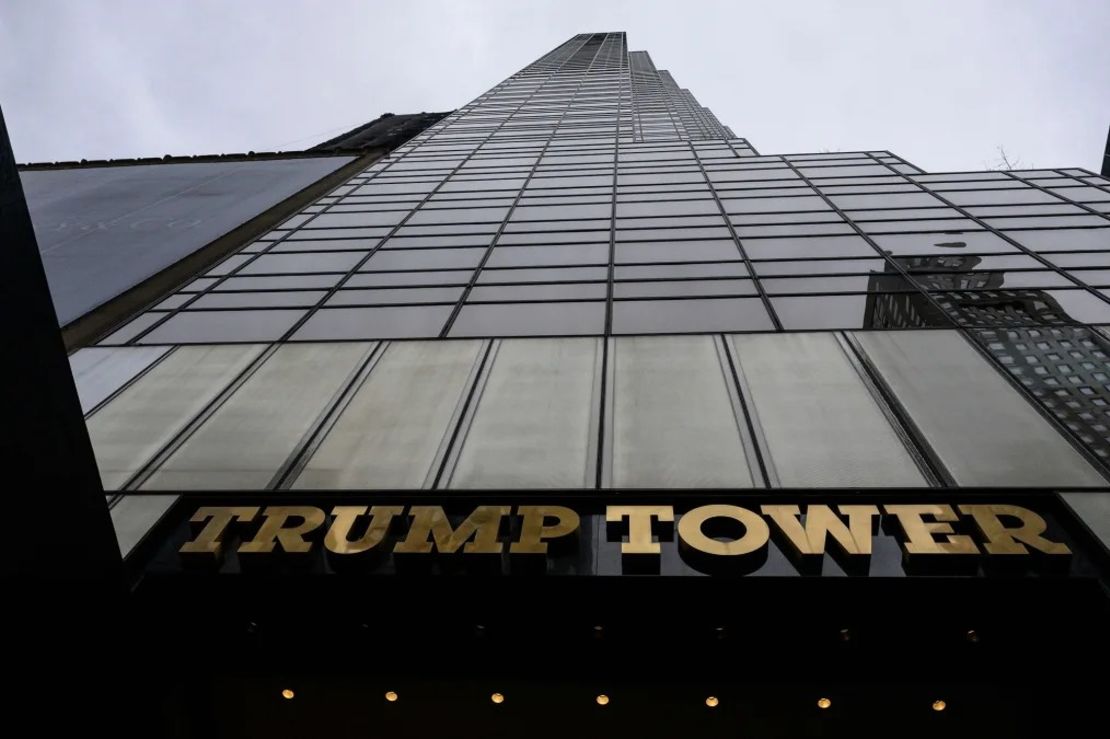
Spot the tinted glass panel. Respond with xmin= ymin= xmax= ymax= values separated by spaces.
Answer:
xmin=478 ymin=266 xmax=609 ymax=283
xmin=614 ymin=262 xmax=748 ymax=280
xmin=190 ymin=291 xmax=326 ymax=308
xmin=138 ymin=309 xmax=306 ymax=344
xmin=486 ymin=244 xmax=609 ymax=267
xmin=612 ymin=297 xmax=774 ymax=334
xmin=291 ymin=305 xmax=452 ymax=340
xmin=743 ymin=236 xmax=878 ymax=260
xmin=449 ymin=301 xmax=606 ymax=337
xmin=469 ymin=283 xmax=607 ymax=301
xmin=1006 ymin=228 xmax=1110 ymax=252
xmin=616 ymin=241 xmax=739 ymax=264
xmin=770 ymin=295 xmax=877 ymax=330
xmin=613 ymin=279 xmax=757 ymax=298
xmin=326 ymin=287 xmax=465 ymax=306
xmin=362 ymin=248 xmax=486 ymax=270
xmin=239 ymin=252 xmax=365 ymax=274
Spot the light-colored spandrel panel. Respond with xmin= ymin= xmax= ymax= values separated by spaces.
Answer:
xmin=731 ymin=333 xmax=927 ymax=487
xmin=1060 ymin=492 xmax=1110 ymax=551
xmin=611 ymin=335 xmax=754 ymax=488
xmin=449 ymin=337 xmax=601 ymax=489
xmin=854 ymin=330 xmax=1106 ymax=487
xmin=85 ymin=344 xmax=264 ymax=489
xmin=111 ymin=494 xmax=178 ymax=557
xmin=69 ymin=346 xmax=171 ymax=413
xmin=292 ymin=340 xmax=483 ymax=489
xmin=142 ymin=342 xmax=371 ymax=490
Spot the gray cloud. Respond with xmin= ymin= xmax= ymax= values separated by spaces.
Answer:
xmin=3 ymin=0 xmax=1108 ymax=171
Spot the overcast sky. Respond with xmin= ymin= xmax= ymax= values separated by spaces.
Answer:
xmin=3 ymin=0 xmax=1108 ymax=173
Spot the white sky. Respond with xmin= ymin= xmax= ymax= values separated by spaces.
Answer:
xmin=3 ymin=0 xmax=1108 ymax=173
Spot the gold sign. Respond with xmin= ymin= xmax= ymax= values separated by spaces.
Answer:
xmin=179 ymin=503 xmax=1069 ymax=571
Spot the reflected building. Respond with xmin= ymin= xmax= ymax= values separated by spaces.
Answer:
xmin=868 ymin=251 xmax=1110 ymax=462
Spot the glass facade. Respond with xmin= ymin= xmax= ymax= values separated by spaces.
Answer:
xmin=71 ymin=33 xmax=1110 ymax=544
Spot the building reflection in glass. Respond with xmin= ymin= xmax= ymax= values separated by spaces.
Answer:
xmin=866 ymin=252 xmax=1110 ymax=463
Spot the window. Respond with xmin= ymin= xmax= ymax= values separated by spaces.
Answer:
xmin=447 ymin=338 xmax=601 ymax=488
xmin=610 ymin=335 xmax=755 ymax=487
xmin=69 ymin=347 xmax=171 ymax=413
xmin=855 ymin=330 xmax=1105 ymax=486
xmin=731 ymin=333 xmax=926 ymax=486
xmin=292 ymin=305 xmax=452 ymax=340
xmin=142 ymin=343 xmax=371 ymax=489
xmin=612 ymin=297 xmax=774 ymax=334
xmin=138 ymin=310 xmax=306 ymax=344
xmin=85 ymin=345 xmax=264 ymax=489
xmin=449 ymin=301 xmax=606 ymax=337
xmin=292 ymin=340 xmax=484 ymax=489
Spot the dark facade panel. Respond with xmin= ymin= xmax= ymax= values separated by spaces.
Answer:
xmin=21 ymin=156 xmax=353 ymax=324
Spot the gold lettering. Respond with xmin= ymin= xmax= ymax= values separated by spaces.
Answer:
xmin=325 ymin=506 xmax=404 ymax=555
xmin=958 ymin=504 xmax=1070 ymax=555
xmin=180 ymin=506 xmax=258 ymax=557
xmin=761 ymin=504 xmax=879 ymax=555
xmin=511 ymin=506 xmax=580 ymax=554
xmin=678 ymin=505 xmax=769 ymax=556
xmin=238 ymin=506 xmax=326 ymax=554
xmin=394 ymin=506 xmax=509 ymax=554
xmin=883 ymin=505 xmax=978 ymax=555
xmin=605 ymin=505 xmax=674 ymax=554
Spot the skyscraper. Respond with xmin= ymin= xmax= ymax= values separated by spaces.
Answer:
xmin=14 ymin=32 xmax=1110 ymax=737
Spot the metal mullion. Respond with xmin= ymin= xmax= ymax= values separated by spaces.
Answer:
xmin=687 ymin=141 xmax=783 ymax=330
